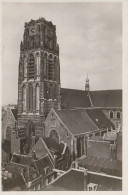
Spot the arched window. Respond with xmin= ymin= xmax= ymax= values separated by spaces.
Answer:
xmin=30 ymin=37 xmax=35 ymax=48
xmin=36 ymin=53 xmax=40 ymax=76
xmin=6 ymin=126 xmax=11 ymax=140
xmin=26 ymin=28 xmax=29 ymax=37
xmin=54 ymin=85 xmax=57 ymax=100
xmin=36 ymin=84 xmax=39 ymax=112
xmin=117 ymin=111 xmax=121 ymax=119
xmin=48 ymin=54 xmax=53 ymax=80
xmin=29 ymin=84 xmax=33 ymax=112
xmin=24 ymin=57 xmax=27 ymax=77
xmin=23 ymin=85 xmax=26 ymax=112
xmin=28 ymin=54 xmax=35 ymax=79
xmin=44 ymin=53 xmax=47 ymax=77
xmin=110 ymin=111 xmax=114 ymax=119
xmin=37 ymin=25 xmax=40 ymax=33
xmin=26 ymin=120 xmax=35 ymax=136
xmin=49 ymin=85 xmax=53 ymax=99
xmin=49 ymin=129 xmax=59 ymax=144
xmin=54 ymin=57 xmax=57 ymax=81
xmin=44 ymin=83 xmax=48 ymax=99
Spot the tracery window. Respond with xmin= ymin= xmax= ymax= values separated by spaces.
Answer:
xmin=44 ymin=53 xmax=47 ymax=76
xmin=24 ymin=57 xmax=27 ymax=77
xmin=54 ymin=57 xmax=57 ymax=81
xmin=44 ymin=83 xmax=48 ymax=99
xmin=36 ymin=53 xmax=40 ymax=76
xmin=36 ymin=84 xmax=39 ymax=112
xmin=28 ymin=54 xmax=35 ymax=79
xmin=23 ymin=85 xmax=26 ymax=112
xmin=49 ymin=84 xmax=53 ymax=99
xmin=29 ymin=84 xmax=33 ymax=111
xmin=48 ymin=54 xmax=53 ymax=80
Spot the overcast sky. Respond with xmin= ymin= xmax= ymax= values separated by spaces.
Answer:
xmin=2 ymin=2 xmax=122 ymax=105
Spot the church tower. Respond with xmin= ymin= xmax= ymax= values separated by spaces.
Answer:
xmin=85 ymin=74 xmax=90 ymax=91
xmin=17 ymin=18 xmax=61 ymax=137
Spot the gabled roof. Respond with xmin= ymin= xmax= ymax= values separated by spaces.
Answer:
xmin=43 ymin=169 xmax=85 ymax=191
xmin=5 ymin=162 xmax=30 ymax=182
xmin=60 ymin=88 xmax=122 ymax=109
xmin=11 ymin=109 xmax=18 ymax=120
xmin=78 ymin=156 xmax=122 ymax=177
xmin=28 ymin=137 xmax=51 ymax=159
xmin=88 ymin=172 xmax=122 ymax=191
xmin=60 ymin=88 xmax=91 ymax=109
xmin=85 ymin=108 xmax=114 ymax=129
xmin=35 ymin=154 xmax=54 ymax=175
xmin=54 ymin=109 xmax=98 ymax=135
xmin=11 ymin=154 xmax=36 ymax=169
xmin=89 ymin=90 xmax=122 ymax=108
xmin=42 ymin=168 xmax=122 ymax=191
xmin=2 ymin=174 xmax=26 ymax=191
xmin=43 ymin=137 xmax=65 ymax=154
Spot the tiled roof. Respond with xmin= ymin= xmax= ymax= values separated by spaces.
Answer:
xmin=11 ymin=109 xmax=18 ymax=120
xmin=28 ymin=137 xmax=50 ymax=159
xmin=55 ymin=109 xmax=98 ymax=135
xmin=11 ymin=154 xmax=36 ymax=169
xmin=5 ymin=162 xmax=29 ymax=182
xmin=60 ymin=88 xmax=91 ymax=109
xmin=88 ymin=172 xmax=122 ymax=191
xmin=89 ymin=90 xmax=122 ymax=108
xmin=35 ymin=155 xmax=54 ymax=175
xmin=78 ymin=156 xmax=122 ymax=177
xmin=46 ymin=169 xmax=84 ymax=191
xmin=43 ymin=137 xmax=64 ymax=154
xmin=85 ymin=108 xmax=114 ymax=129
xmin=41 ymin=169 xmax=122 ymax=191
xmin=2 ymin=174 xmax=26 ymax=191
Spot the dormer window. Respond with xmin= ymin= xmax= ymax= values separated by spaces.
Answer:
xmin=87 ymin=183 xmax=98 ymax=191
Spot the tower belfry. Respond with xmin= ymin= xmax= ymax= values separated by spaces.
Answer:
xmin=17 ymin=18 xmax=61 ymax=137
xmin=85 ymin=73 xmax=90 ymax=91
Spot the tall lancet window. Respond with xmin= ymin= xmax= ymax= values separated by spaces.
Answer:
xmin=36 ymin=84 xmax=40 ymax=112
xmin=48 ymin=54 xmax=53 ymax=80
xmin=44 ymin=53 xmax=47 ymax=77
xmin=29 ymin=84 xmax=33 ymax=112
xmin=28 ymin=54 xmax=35 ymax=79
xmin=36 ymin=53 xmax=40 ymax=76
xmin=54 ymin=57 xmax=57 ymax=81
xmin=23 ymin=85 xmax=26 ymax=112
xmin=24 ymin=57 xmax=27 ymax=78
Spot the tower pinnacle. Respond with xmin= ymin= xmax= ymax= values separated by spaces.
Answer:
xmin=85 ymin=73 xmax=90 ymax=91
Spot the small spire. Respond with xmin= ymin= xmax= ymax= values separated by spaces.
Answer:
xmin=85 ymin=73 xmax=90 ymax=91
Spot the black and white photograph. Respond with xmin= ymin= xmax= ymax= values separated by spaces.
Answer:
xmin=1 ymin=0 xmax=125 ymax=191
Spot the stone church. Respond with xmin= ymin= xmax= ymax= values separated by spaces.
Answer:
xmin=10 ymin=17 xmax=122 ymax=157
xmin=17 ymin=18 xmax=61 ymax=139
